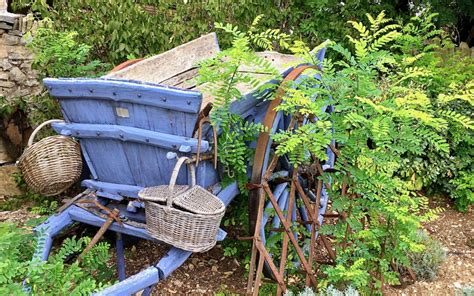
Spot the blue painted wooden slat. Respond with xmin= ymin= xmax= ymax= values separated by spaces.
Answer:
xmin=52 ymin=122 xmax=209 ymax=153
xmin=92 ymin=266 xmax=160 ymax=296
xmin=33 ymin=208 xmax=75 ymax=261
xmin=215 ymin=181 xmax=239 ymax=207
xmin=60 ymin=99 xmax=117 ymax=125
xmin=156 ymin=247 xmax=193 ymax=279
xmin=82 ymin=180 xmax=143 ymax=198
xmin=195 ymin=161 xmax=219 ymax=188
xmin=116 ymin=233 xmax=126 ymax=282
xmin=80 ymin=142 xmax=99 ymax=180
xmin=67 ymin=205 xmax=228 ymax=242
xmin=82 ymin=139 xmax=137 ymax=185
xmin=43 ymin=78 xmax=202 ymax=114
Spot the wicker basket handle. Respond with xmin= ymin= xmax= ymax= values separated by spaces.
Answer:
xmin=27 ymin=119 xmax=65 ymax=147
xmin=167 ymin=156 xmax=196 ymax=206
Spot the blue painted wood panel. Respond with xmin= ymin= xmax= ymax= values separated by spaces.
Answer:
xmin=52 ymin=123 xmax=209 ymax=153
xmin=44 ymin=78 xmax=202 ymax=138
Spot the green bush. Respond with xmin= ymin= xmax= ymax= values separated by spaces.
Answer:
xmin=392 ymin=12 xmax=474 ymax=211
xmin=455 ymin=284 xmax=474 ymax=296
xmin=408 ymin=231 xmax=446 ymax=281
xmin=0 ymin=222 xmax=113 ymax=295
xmin=198 ymin=11 xmax=470 ymax=294
xmin=285 ymin=286 xmax=360 ymax=296
xmin=13 ymin=1 xmax=471 ymax=65
xmin=0 ymin=21 xmax=108 ymax=127
xmin=270 ymin=11 xmax=465 ymax=293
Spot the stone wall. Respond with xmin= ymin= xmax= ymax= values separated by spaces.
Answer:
xmin=0 ymin=12 xmax=41 ymax=99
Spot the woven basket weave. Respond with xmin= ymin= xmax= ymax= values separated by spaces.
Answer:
xmin=17 ymin=119 xmax=82 ymax=196
xmin=138 ymin=157 xmax=225 ymax=252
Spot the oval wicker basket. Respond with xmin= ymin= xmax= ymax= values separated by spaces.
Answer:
xmin=138 ymin=156 xmax=225 ymax=252
xmin=17 ymin=119 xmax=82 ymax=196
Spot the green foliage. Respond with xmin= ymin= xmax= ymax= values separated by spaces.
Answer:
xmin=14 ymin=0 xmax=295 ymax=64
xmin=285 ymin=286 xmax=360 ymax=296
xmin=0 ymin=20 xmax=108 ymax=128
xmin=455 ymin=284 xmax=474 ymax=296
xmin=0 ymin=171 xmax=58 ymax=215
xmin=25 ymin=20 xmax=107 ymax=78
xmin=391 ymin=12 xmax=474 ymax=211
xmin=272 ymin=12 xmax=457 ymax=293
xmin=199 ymin=11 xmax=471 ymax=294
xmin=450 ymin=172 xmax=474 ymax=211
xmin=0 ymin=222 xmax=113 ymax=295
xmin=197 ymin=18 xmax=286 ymax=191
xmin=407 ymin=231 xmax=446 ymax=281
xmin=221 ymin=194 xmax=251 ymax=263
xmin=14 ymin=0 xmax=470 ymax=65
xmin=272 ymin=58 xmax=333 ymax=165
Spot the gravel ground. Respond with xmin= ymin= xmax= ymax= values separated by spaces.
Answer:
xmin=386 ymin=197 xmax=474 ymax=296
xmin=1 ymin=195 xmax=472 ymax=295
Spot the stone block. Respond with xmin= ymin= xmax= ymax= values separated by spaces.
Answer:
xmin=0 ymin=13 xmax=20 ymax=25
xmin=0 ymin=46 xmax=7 ymax=58
xmin=2 ymin=59 xmax=12 ymax=70
xmin=0 ymin=22 xmax=12 ymax=30
xmin=8 ymin=47 xmax=33 ymax=59
xmin=0 ymin=137 xmax=14 ymax=164
xmin=1 ymin=34 xmax=21 ymax=45
xmin=7 ymin=87 xmax=30 ymax=98
xmin=0 ymin=80 xmax=14 ymax=88
xmin=20 ymin=60 xmax=32 ymax=69
xmin=24 ymin=79 xmax=39 ymax=87
xmin=9 ymin=67 xmax=26 ymax=82
xmin=0 ymin=72 xmax=8 ymax=80
xmin=8 ymin=30 xmax=22 ymax=36
xmin=0 ymin=165 xmax=23 ymax=196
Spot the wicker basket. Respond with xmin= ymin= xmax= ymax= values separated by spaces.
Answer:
xmin=138 ymin=157 xmax=225 ymax=252
xmin=17 ymin=119 xmax=82 ymax=196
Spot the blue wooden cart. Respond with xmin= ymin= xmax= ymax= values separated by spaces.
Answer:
xmin=32 ymin=33 xmax=334 ymax=295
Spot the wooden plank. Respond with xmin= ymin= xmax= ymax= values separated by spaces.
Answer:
xmin=92 ymin=266 xmax=160 ymax=296
xmin=160 ymin=67 xmax=199 ymax=88
xmin=52 ymin=122 xmax=210 ymax=153
xmin=44 ymin=78 xmax=203 ymax=114
xmin=105 ymin=33 xmax=220 ymax=84
xmin=247 ymin=186 xmax=267 ymax=295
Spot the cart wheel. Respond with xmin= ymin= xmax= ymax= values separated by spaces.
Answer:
xmin=248 ymin=84 xmax=335 ymax=280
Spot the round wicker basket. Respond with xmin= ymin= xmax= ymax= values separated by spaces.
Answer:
xmin=17 ymin=119 xmax=82 ymax=196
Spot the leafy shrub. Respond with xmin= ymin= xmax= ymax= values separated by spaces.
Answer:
xmin=270 ymin=11 xmax=463 ymax=293
xmin=285 ymin=286 xmax=359 ymax=296
xmin=14 ymin=0 xmax=292 ymax=64
xmin=13 ymin=1 xmax=471 ymax=64
xmin=0 ymin=222 xmax=113 ymax=295
xmin=19 ymin=21 xmax=108 ymax=126
xmin=198 ymin=11 xmax=469 ymax=294
xmin=408 ymin=231 xmax=446 ymax=281
xmin=455 ymin=284 xmax=474 ymax=296
xmin=197 ymin=17 xmax=286 ymax=191
xmin=25 ymin=20 xmax=108 ymax=79
xmin=391 ymin=12 xmax=474 ymax=211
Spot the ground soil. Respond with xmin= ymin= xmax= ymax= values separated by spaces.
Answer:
xmin=123 ymin=241 xmax=247 ymax=295
xmin=1 ymin=195 xmax=472 ymax=295
xmin=385 ymin=197 xmax=474 ymax=296
xmin=125 ymin=196 xmax=474 ymax=295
